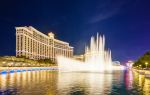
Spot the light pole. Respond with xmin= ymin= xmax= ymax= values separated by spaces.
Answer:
xmin=139 ymin=65 xmax=141 ymax=69
xmin=145 ymin=62 xmax=148 ymax=69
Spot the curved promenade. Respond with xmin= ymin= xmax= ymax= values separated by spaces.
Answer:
xmin=133 ymin=69 xmax=150 ymax=78
xmin=0 ymin=67 xmax=58 ymax=74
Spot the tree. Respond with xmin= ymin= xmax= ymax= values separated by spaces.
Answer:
xmin=134 ymin=51 xmax=150 ymax=68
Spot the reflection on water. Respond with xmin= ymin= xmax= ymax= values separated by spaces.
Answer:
xmin=0 ymin=71 xmax=58 ymax=95
xmin=125 ymin=70 xmax=133 ymax=90
xmin=57 ymin=73 xmax=112 ymax=95
xmin=0 ymin=70 xmax=150 ymax=95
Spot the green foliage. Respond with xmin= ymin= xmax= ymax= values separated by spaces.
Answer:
xmin=0 ymin=56 xmax=56 ymax=67
xmin=38 ymin=59 xmax=55 ymax=64
xmin=134 ymin=51 xmax=150 ymax=68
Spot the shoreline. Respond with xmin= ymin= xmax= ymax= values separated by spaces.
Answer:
xmin=133 ymin=68 xmax=150 ymax=78
xmin=0 ymin=66 xmax=58 ymax=74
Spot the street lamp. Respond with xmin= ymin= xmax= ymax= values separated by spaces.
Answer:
xmin=145 ymin=62 xmax=148 ymax=69
xmin=139 ymin=65 xmax=141 ymax=69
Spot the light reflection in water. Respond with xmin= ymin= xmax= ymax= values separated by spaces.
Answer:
xmin=125 ymin=70 xmax=133 ymax=90
xmin=0 ymin=74 xmax=7 ymax=90
xmin=0 ymin=70 xmax=150 ymax=95
xmin=143 ymin=78 xmax=150 ymax=94
xmin=57 ymin=73 xmax=112 ymax=95
xmin=138 ymin=74 xmax=144 ymax=87
xmin=10 ymin=73 xmax=15 ymax=88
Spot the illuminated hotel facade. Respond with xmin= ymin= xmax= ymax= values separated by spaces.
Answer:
xmin=16 ymin=26 xmax=73 ymax=61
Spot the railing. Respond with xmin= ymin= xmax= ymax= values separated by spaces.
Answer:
xmin=133 ymin=69 xmax=150 ymax=78
xmin=0 ymin=67 xmax=58 ymax=74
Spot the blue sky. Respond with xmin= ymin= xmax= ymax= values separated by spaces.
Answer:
xmin=0 ymin=0 xmax=150 ymax=63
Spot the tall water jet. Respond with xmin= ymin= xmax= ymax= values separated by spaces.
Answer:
xmin=57 ymin=33 xmax=113 ymax=72
xmin=84 ymin=33 xmax=112 ymax=72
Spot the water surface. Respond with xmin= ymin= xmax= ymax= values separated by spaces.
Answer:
xmin=0 ymin=70 xmax=150 ymax=95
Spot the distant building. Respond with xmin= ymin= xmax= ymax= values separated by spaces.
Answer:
xmin=16 ymin=26 xmax=73 ymax=61
xmin=126 ymin=61 xmax=134 ymax=69
xmin=73 ymin=55 xmax=85 ymax=61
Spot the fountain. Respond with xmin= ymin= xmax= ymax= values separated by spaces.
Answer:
xmin=57 ymin=33 xmax=118 ymax=72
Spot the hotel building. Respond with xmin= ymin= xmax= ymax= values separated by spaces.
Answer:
xmin=16 ymin=26 xmax=73 ymax=61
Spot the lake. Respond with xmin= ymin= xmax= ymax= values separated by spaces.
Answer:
xmin=0 ymin=70 xmax=150 ymax=95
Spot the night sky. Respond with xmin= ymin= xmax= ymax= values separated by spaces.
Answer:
xmin=0 ymin=0 xmax=150 ymax=63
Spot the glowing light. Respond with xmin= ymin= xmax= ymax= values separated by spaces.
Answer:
xmin=126 ymin=61 xmax=134 ymax=69
xmin=2 ymin=61 xmax=6 ymax=64
xmin=145 ymin=62 xmax=148 ymax=68
xmin=145 ymin=62 xmax=148 ymax=65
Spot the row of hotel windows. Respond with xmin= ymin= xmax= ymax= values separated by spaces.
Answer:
xmin=17 ymin=35 xmax=72 ymax=58
xmin=17 ymin=30 xmax=69 ymax=48
xmin=17 ymin=34 xmax=70 ymax=50
xmin=17 ymin=29 xmax=52 ymax=44
xmin=17 ymin=50 xmax=72 ymax=60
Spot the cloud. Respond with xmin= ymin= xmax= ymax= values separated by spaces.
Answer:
xmin=89 ymin=8 xmax=119 ymax=23
xmin=88 ymin=0 xmax=129 ymax=23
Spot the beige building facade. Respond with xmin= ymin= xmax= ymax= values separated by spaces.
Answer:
xmin=16 ymin=26 xmax=73 ymax=61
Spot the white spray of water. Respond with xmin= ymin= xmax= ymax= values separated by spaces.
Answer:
xmin=57 ymin=33 xmax=124 ymax=72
